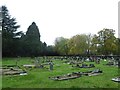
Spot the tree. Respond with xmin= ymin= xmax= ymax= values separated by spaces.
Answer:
xmin=25 ymin=22 xmax=40 ymax=42
xmin=86 ymin=33 xmax=92 ymax=55
xmin=115 ymin=38 xmax=120 ymax=55
xmin=19 ymin=22 xmax=57 ymax=56
xmin=92 ymin=28 xmax=117 ymax=55
xmin=54 ymin=37 xmax=69 ymax=55
xmin=90 ymin=34 xmax=99 ymax=55
xmin=46 ymin=45 xmax=58 ymax=56
xmin=67 ymin=34 xmax=89 ymax=55
xmin=41 ymin=42 xmax=47 ymax=55
xmin=20 ymin=22 xmax=42 ymax=57
xmin=2 ymin=6 xmax=22 ymax=57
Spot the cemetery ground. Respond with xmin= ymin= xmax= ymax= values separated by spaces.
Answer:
xmin=1 ymin=57 xmax=120 ymax=88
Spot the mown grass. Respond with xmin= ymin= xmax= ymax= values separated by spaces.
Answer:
xmin=1 ymin=57 xmax=120 ymax=88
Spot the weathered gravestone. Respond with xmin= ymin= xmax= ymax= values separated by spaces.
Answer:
xmin=49 ymin=62 xmax=53 ymax=70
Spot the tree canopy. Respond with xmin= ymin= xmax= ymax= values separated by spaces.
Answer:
xmin=2 ymin=6 xmax=22 ymax=57
xmin=2 ymin=6 xmax=56 ymax=57
xmin=2 ymin=6 xmax=119 ymax=57
xmin=54 ymin=29 xmax=119 ymax=56
xmin=94 ymin=28 xmax=117 ymax=55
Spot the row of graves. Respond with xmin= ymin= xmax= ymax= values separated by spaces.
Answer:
xmin=49 ymin=69 xmax=103 ymax=81
xmin=1 ymin=55 xmax=120 ymax=83
xmin=49 ymin=69 xmax=120 ymax=82
xmin=21 ymin=57 xmax=54 ymax=71
xmin=1 ymin=57 xmax=54 ymax=76
xmin=1 ymin=65 xmax=27 ymax=76
xmin=49 ymin=55 xmax=120 ymax=82
xmin=1 ymin=57 xmax=27 ymax=76
xmin=55 ymin=55 xmax=120 ymax=67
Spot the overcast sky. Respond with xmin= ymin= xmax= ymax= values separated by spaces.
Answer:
xmin=1 ymin=0 xmax=119 ymax=45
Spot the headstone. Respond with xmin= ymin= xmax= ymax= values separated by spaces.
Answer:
xmin=89 ymin=64 xmax=95 ymax=67
xmin=96 ymin=58 xmax=100 ymax=64
xmin=49 ymin=62 xmax=53 ymax=70
xmin=34 ymin=57 xmax=40 ymax=67
xmin=82 ymin=64 xmax=88 ymax=68
xmin=86 ymin=58 xmax=89 ymax=61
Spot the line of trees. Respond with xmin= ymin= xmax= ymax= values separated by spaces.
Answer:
xmin=54 ymin=29 xmax=120 ymax=56
xmin=2 ymin=6 xmax=57 ymax=57
xmin=1 ymin=6 xmax=120 ymax=57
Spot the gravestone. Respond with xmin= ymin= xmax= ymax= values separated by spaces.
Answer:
xmin=34 ymin=57 xmax=40 ymax=67
xmin=49 ymin=62 xmax=53 ymax=70
xmin=96 ymin=58 xmax=100 ymax=64
xmin=81 ymin=64 xmax=88 ymax=68
xmin=89 ymin=64 xmax=95 ymax=67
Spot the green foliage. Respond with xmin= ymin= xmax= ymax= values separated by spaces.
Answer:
xmin=90 ymin=35 xmax=98 ymax=55
xmin=54 ymin=37 xmax=68 ymax=55
xmin=54 ymin=34 xmax=91 ymax=55
xmin=2 ymin=6 xmax=22 ymax=57
xmin=2 ymin=6 xmax=20 ymax=38
xmin=91 ymin=28 xmax=118 ymax=55
xmin=116 ymin=38 xmax=120 ymax=54
xmin=26 ymin=22 xmax=40 ymax=42
xmin=20 ymin=22 xmax=42 ymax=56
xmin=45 ymin=45 xmax=57 ymax=56
xmin=67 ymin=34 xmax=89 ymax=55
xmin=2 ymin=5 xmax=119 ymax=57
xmin=2 ymin=6 xmax=57 ymax=57
xmin=19 ymin=22 xmax=56 ymax=56
xmin=54 ymin=30 xmax=119 ymax=55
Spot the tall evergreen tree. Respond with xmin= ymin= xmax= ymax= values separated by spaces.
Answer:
xmin=21 ymin=22 xmax=42 ymax=57
xmin=2 ymin=6 xmax=22 ymax=57
xmin=26 ymin=22 xmax=40 ymax=42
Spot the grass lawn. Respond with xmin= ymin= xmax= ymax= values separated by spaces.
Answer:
xmin=1 ymin=57 xmax=120 ymax=88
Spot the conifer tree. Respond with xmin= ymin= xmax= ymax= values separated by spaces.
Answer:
xmin=2 ymin=6 xmax=22 ymax=57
